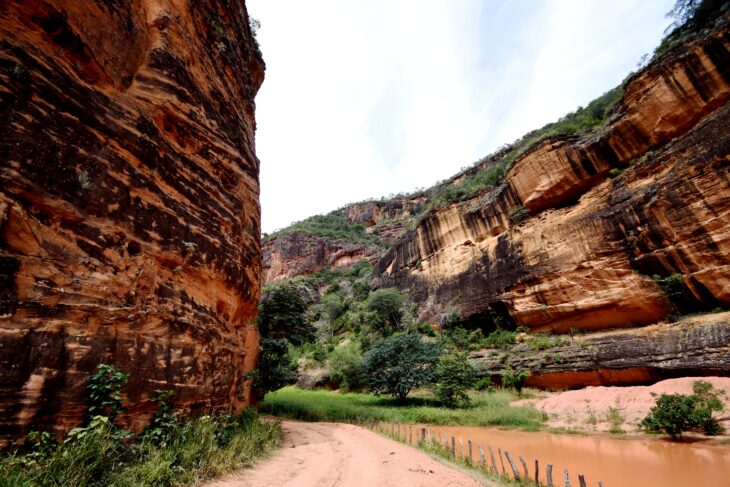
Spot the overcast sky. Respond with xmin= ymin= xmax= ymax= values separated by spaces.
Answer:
xmin=248 ymin=0 xmax=675 ymax=233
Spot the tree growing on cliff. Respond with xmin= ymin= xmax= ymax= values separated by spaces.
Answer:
xmin=640 ymin=380 xmax=725 ymax=440
xmin=361 ymin=333 xmax=440 ymax=401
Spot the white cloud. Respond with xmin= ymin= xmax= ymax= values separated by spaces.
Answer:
xmin=248 ymin=0 xmax=674 ymax=232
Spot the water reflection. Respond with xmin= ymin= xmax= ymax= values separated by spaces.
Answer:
xmin=395 ymin=424 xmax=729 ymax=487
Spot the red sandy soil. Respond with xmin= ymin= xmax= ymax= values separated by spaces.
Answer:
xmin=516 ymin=376 xmax=730 ymax=433
xmin=204 ymin=420 xmax=491 ymax=487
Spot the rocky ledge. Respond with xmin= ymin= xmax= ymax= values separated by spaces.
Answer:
xmin=471 ymin=312 xmax=730 ymax=390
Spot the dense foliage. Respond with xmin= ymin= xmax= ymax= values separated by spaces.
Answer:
xmin=501 ymin=367 xmax=530 ymax=396
xmin=640 ymin=380 xmax=725 ymax=439
xmin=433 ymin=352 xmax=476 ymax=408
xmin=327 ymin=341 xmax=366 ymax=391
xmin=361 ymin=333 xmax=440 ymax=401
xmin=258 ymin=284 xmax=313 ymax=345
xmin=365 ymin=288 xmax=404 ymax=331
xmin=87 ymin=363 xmax=129 ymax=422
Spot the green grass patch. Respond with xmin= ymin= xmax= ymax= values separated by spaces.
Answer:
xmin=0 ymin=411 xmax=282 ymax=487
xmin=261 ymin=387 xmax=545 ymax=430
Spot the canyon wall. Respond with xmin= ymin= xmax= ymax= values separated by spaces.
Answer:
xmin=374 ymin=23 xmax=730 ymax=335
xmin=263 ymin=231 xmax=379 ymax=283
xmin=263 ymin=196 xmax=426 ymax=283
xmin=0 ymin=0 xmax=264 ymax=442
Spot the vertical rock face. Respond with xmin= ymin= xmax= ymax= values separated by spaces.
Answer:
xmin=0 ymin=0 xmax=264 ymax=441
xmin=374 ymin=22 xmax=730 ymax=333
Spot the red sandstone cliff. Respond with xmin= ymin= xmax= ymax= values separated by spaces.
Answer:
xmin=374 ymin=22 xmax=730 ymax=334
xmin=262 ymin=196 xmax=426 ymax=283
xmin=0 ymin=0 xmax=264 ymax=441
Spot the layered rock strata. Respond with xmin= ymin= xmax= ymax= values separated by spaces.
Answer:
xmin=262 ymin=196 xmax=427 ymax=283
xmin=0 ymin=0 xmax=264 ymax=442
xmin=471 ymin=312 xmax=730 ymax=390
xmin=263 ymin=231 xmax=380 ymax=283
xmin=374 ymin=22 xmax=730 ymax=333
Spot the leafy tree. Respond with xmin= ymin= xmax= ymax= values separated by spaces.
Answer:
xmin=361 ymin=333 xmax=440 ymax=401
xmin=366 ymin=288 xmax=403 ymax=331
xmin=502 ymin=366 xmax=530 ymax=396
xmin=254 ymin=338 xmax=297 ymax=397
xmin=328 ymin=341 xmax=366 ymax=391
xmin=258 ymin=284 xmax=313 ymax=346
xmin=434 ymin=352 xmax=476 ymax=408
xmin=640 ymin=380 xmax=725 ymax=439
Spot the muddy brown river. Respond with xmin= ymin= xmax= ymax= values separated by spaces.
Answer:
xmin=390 ymin=424 xmax=730 ymax=487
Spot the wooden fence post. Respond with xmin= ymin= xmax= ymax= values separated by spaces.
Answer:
xmin=564 ymin=469 xmax=571 ymax=487
xmin=468 ymin=440 xmax=473 ymax=464
xmin=488 ymin=446 xmax=498 ymax=474
xmin=451 ymin=436 xmax=456 ymax=458
xmin=535 ymin=459 xmax=539 ymax=486
xmin=459 ymin=437 xmax=464 ymax=459
xmin=427 ymin=428 xmax=431 ymax=442
xmin=504 ymin=451 xmax=521 ymax=481
xmin=519 ymin=455 xmax=528 ymax=481
xmin=578 ymin=474 xmax=587 ymax=487
xmin=547 ymin=464 xmax=553 ymax=487
xmin=478 ymin=443 xmax=485 ymax=466
xmin=498 ymin=449 xmax=506 ymax=475
xmin=421 ymin=428 xmax=426 ymax=444
xmin=598 ymin=482 xmax=604 ymax=487
xmin=409 ymin=426 xmax=412 ymax=444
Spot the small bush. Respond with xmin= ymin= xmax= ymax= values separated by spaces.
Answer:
xmin=433 ymin=352 xmax=476 ymax=408
xmin=609 ymin=168 xmax=624 ymax=178
xmin=328 ymin=341 xmax=366 ymax=391
xmin=526 ymin=333 xmax=569 ymax=351
xmin=502 ymin=367 xmax=530 ymax=396
xmin=473 ymin=377 xmax=495 ymax=392
xmin=509 ymin=206 xmax=530 ymax=224
xmin=87 ymin=363 xmax=129 ymax=422
xmin=483 ymin=329 xmax=519 ymax=348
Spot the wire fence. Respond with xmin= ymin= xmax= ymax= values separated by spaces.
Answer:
xmin=350 ymin=418 xmax=605 ymax=487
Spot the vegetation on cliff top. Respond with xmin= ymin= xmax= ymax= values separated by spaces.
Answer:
xmin=263 ymin=212 xmax=377 ymax=245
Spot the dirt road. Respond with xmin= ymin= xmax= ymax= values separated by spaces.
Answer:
xmin=205 ymin=420 xmax=489 ymax=487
